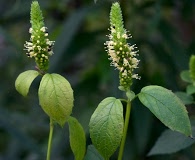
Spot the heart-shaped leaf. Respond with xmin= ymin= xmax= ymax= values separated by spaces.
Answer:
xmin=68 ymin=116 xmax=86 ymax=160
xmin=138 ymin=85 xmax=192 ymax=136
xmin=89 ymin=97 xmax=124 ymax=159
xmin=38 ymin=73 xmax=74 ymax=126
xmin=15 ymin=70 xmax=39 ymax=96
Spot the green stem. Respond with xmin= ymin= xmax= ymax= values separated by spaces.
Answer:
xmin=46 ymin=118 xmax=54 ymax=160
xmin=118 ymin=100 xmax=131 ymax=160
xmin=119 ymin=98 xmax=127 ymax=103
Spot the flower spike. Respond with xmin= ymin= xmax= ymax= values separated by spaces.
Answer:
xmin=105 ymin=2 xmax=140 ymax=91
xmin=24 ymin=1 xmax=55 ymax=72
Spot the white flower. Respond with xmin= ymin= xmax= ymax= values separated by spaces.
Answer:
xmin=40 ymin=27 xmax=47 ymax=32
xmin=29 ymin=28 xmax=33 ymax=33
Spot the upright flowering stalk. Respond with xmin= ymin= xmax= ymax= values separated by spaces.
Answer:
xmin=16 ymin=2 xmax=87 ymax=160
xmin=105 ymin=2 xmax=139 ymax=91
xmin=89 ymin=3 xmax=192 ymax=160
xmin=189 ymin=55 xmax=195 ymax=85
xmin=24 ymin=1 xmax=54 ymax=72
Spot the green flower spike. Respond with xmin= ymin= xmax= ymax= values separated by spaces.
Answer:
xmin=24 ymin=1 xmax=54 ymax=72
xmin=104 ymin=2 xmax=140 ymax=91
xmin=189 ymin=55 xmax=195 ymax=84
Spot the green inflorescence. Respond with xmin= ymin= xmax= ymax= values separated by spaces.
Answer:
xmin=105 ymin=2 xmax=140 ymax=91
xmin=24 ymin=1 xmax=55 ymax=72
xmin=110 ymin=3 xmax=125 ymax=34
xmin=30 ymin=1 xmax=44 ymax=29
xmin=189 ymin=55 xmax=195 ymax=84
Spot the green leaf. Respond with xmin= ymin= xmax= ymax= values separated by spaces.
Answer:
xmin=180 ymin=70 xmax=192 ymax=83
xmin=15 ymin=70 xmax=39 ymax=96
xmin=118 ymin=86 xmax=125 ymax=91
xmin=38 ymin=73 xmax=74 ymax=126
xmin=89 ymin=97 xmax=124 ymax=159
xmin=126 ymin=90 xmax=135 ymax=101
xmin=68 ymin=116 xmax=86 ymax=160
xmin=138 ymin=85 xmax=192 ymax=136
xmin=84 ymin=145 xmax=104 ymax=160
xmin=174 ymin=92 xmax=194 ymax=105
xmin=148 ymin=128 xmax=195 ymax=156
xmin=187 ymin=84 xmax=195 ymax=95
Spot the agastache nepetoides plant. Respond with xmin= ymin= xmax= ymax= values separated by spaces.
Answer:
xmin=15 ymin=1 xmax=86 ymax=160
xmin=89 ymin=2 xmax=192 ymax=160
xmin=14 ymin=1 xmax=193 ymax=159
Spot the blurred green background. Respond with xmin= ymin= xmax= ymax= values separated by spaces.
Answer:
xmin=0 ymin=0 xmax=195 ymax=159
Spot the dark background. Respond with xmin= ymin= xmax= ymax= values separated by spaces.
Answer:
xmin=0 ymin=0 xmax=195 ymax=159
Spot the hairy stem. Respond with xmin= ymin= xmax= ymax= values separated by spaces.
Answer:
xmin=118 ymin=100 xmax=131 ymax=160
xmin=47 ymin=118 xmax=54 ymax=160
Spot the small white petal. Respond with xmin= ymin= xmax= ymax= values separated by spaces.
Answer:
xmin=29 ymin=28 xmax=33 ymax=33
xmin=122 ymin=70 xmax=127 ymax=76
xmin=123 ymin=58 xmax=129 ymax=66
xmin=40 ymin=27 xmax=47 ymax=32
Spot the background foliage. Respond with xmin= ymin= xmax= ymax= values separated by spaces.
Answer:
xmin=0 ymin=0 xmax=195 ymax=159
